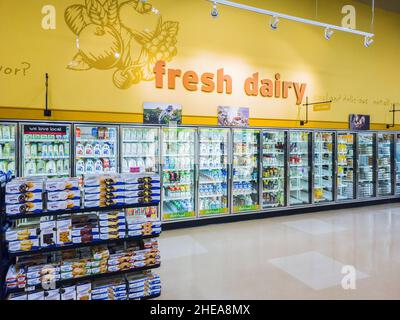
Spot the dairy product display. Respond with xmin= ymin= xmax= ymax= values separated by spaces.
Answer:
xmin=337 ymin=133 xmax=355 ymax=200
xmin=313 ymin=132 xmax=334 ymax=203
xmin=396 ymin=134 xmax=400 ymax=194
xmin=198 ymin=128 xmax=229 ymax=216
xmin=262 ymin=131 xmax=285 ymax=208
xmin=22 ymin=124 xmax=70 ymax=178
xmin=0 ymin=123 xmax=17 ymax=176
xmin=289 ymin=131 xmax=311 ymax=205
xmin=122 ymin=127 xmax=159 ymax=174
xmin=377 ymin=133 xmax=393 ymax=196
xmin=75 ymin=125 xmax=118 ymax=175
xmin=162 ymin=127 xmax=196 ymax=220
xmin=232 ymin=129 xmax=260 ymax=213
xmin=358 ymin=133 xmax=375 ymax=198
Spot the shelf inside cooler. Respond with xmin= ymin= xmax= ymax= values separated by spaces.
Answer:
xmin=0 ymin=139 xmax=15 ymax=143
xmin=76 ymin=154 xmax=115 ymax=159
xmin=163 ymin=195 xmax=193 ymax=201
xmin=25 ymin=156 xmax=70 ymax=160
xmin=24 ymin=139 xmax=69 ymax=143
xmin=123 ymin=139 xmax=156 ymax=143
xmin=163 ymin=182 xmax=193 ymax=186
xmin=199 ymin=193 xmax=226 ymax=198
xmin=76 ymin=138 xmax=116 ymax=143
xmin=263 ymin=188 xmax=284 ymax=192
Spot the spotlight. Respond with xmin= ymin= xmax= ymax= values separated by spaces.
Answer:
xmin=270 ymin=16 xmax=279 ymax=30
xmin=114 ymin=52 xmax=121 ymax=59
xmin=364 ymin=36 xmax=374 ymax=47
xmin=211 ymin=2 xmax=219 ymax=18
xmin=324 ymin=27 xmax=334 ymax=40
xmin=76 ymin=37 xmax=80 ymax=50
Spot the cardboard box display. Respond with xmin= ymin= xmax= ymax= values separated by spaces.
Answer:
xmin=45 ymin=178 xmax=79 ymax=192
xmin=6 ymin=179 xmax=43 ymax=194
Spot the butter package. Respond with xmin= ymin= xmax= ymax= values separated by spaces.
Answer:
xmin=6 ymin=226 xmax=38 ymax=242
xmin=56 ymin=219 xmax=72 ymax=245
xmin=45 ymin=178 xmax=79 ymax=192
xmin=47 ymin=199 xmax=80 ymax=211
xmin=9 ymin=238 xmax=40 ymax=252
xmin=40 ymin=221 xmax=57 ymax=247
xmin=47 ymin=190 xmax=80 ymax=202
xmin=6 ymin=179 xmax=43 ymax=194
xmin=6 ymin=192 xmax=43 ymax=204
xmin=6 ymin=202 xmax=43 ymax=215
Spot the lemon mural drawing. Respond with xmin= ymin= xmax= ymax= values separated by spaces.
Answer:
xmin=65 ymin=0 xmax=179 ymax=89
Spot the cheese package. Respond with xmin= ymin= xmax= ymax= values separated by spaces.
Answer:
xmin=5 ymin=192 xmax=43 ymax=204
xmin=8 ymin=238 xmax=40 ymax=252
xmin=40 ymin=221 xmax=57 ymax=247
xmin=56 ymin=219 xmax=72 ymax=245
xmin=47 ymin=190 xmax=80 ymax=202
xmin=47 ymin=199 xmax=80 ymax=211
xmin=6 ymin=179 xmax=43 ymax=194
xmin=6 ymin=202 xmax=43 ymax=215
xmin=5 ymin=226 xmax=38 ymax=242
xmin=45 ymin=178 xmax=79 ymax=192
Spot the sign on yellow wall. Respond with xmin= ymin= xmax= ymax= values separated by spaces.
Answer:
xmin=0 ymin=0 xmax=399 ymax=125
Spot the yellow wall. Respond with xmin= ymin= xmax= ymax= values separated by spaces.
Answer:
xmin=1 ymin=0 xmax=400 ymax=129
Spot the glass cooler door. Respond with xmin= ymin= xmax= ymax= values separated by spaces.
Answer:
xmin=198 ymin=128 xmax=229 ymax=216
xmin=313 ymin=132 xmax=334 ymax=203
xmin=161 ymin=127 xmax=196 ymax=220
xmin=357 ymin=133 xmax=375 ymax=198
xmin=337 ymin=132 xmax=355 ymax=200
xmin=21 ymin=123 xmax=71 ymax=178
xmin=121 ymin=127 xmax=159 ymax=174
xmin=232 ymin=129 xmax=261 ymax=213
xmin=396 ymin=134 xmax=400 ymax=194
xmin=0 ymin=122 xmax=17 ymax=176
xmin=377 ymin=133 xmax=393 ymax=196
xmin=74 ymin=124 xmax=118 ymax=175
xmin=262 ymin=130 xmax=286 ymax=208
xmin=289 ymin=131 xmax=311 ymax=205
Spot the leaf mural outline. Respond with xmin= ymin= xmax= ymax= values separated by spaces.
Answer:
xmin=65 ymin=0 xmax=179 ymax=89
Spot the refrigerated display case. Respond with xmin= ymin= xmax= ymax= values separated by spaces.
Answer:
xmin=198 ymin=128 xmax=229 ymax=216
xmin=337 ymin=132 xmax=355 ymax=200
xmin=74 ymin=124 xmax=118 ymax=175
xmin=289 ymin=131 xmax=311 ymax=205
xmin=121 ymin=126 xmax=159 ymax=174
xmin=377 ymin=133 xmax=393 ymax=196
xmin=0 ymin=122 xmax=17 ymax=176
xmin=357 ymin=133 xmax=375 ymax=198
xmin=313 ymin=132 xmax=334 ymax=203
xmin=161 ymin=127 xmax=196 ymax=220
xmin=232 ymin=129 xmax=260 ymax=213
xmin=262 ymin=130 xmax=286 ymax=208
xmin=21 ymin=123 xmax=71 ymax=177
xmin=396 ymin=134 xmax=400 ymax=194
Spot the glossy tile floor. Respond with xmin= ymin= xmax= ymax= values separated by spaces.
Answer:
xmin=157 ymin=203 xmax=400 ymax=299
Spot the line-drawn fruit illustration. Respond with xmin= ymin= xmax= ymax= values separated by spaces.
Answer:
xmin=65 ymin=0 xmax=179 ymax=89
